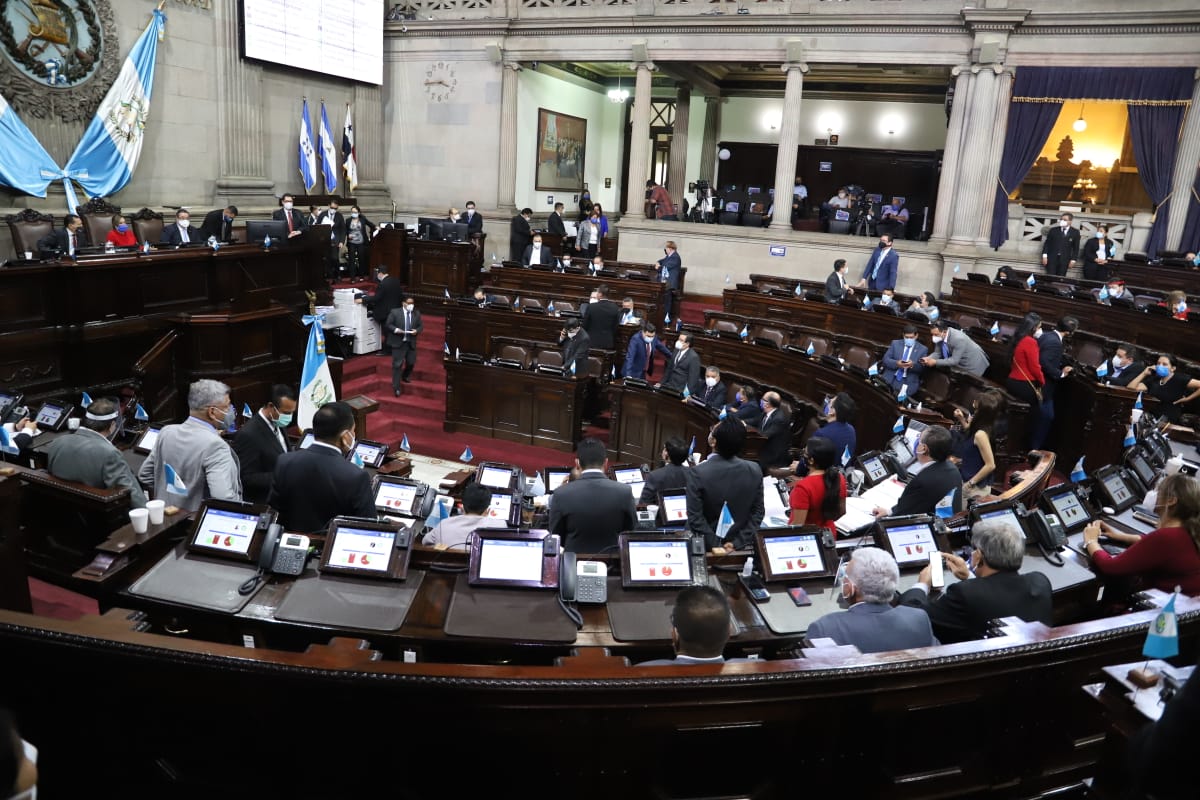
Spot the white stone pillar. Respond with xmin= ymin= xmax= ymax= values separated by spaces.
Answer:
xmin=974 ymin=67 xmax=1013 ymax=245
xmin=350 ymin=84 xmax=391 ymax=210
xmin=930 ymin=67 xmax=972 ymax=243
xmin=496 ymin=61 xmax=522 ymax=215
xmin=770 ymin=62 xmax=807 ymax=231
xmin=698 ymin=96 xmax=721 ymax=182
xmin=667 ymin=84 xmax=691 ymax=217
xmin=214 ymin=0 xmax=274 ymax=207
xmin=1165 ymin=70 xmax=1200 ymax=251
xmin=624 ymin=61 xmax=655 ymax=218
xmin=947 ymin=64 xmax=1003 ymax=247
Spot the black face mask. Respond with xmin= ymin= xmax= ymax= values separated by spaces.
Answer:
xmin=878 ymin=241 xmax=888 ymax=249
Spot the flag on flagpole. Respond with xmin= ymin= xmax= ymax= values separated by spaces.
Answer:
xmin=1070 ymin=456 xmax=1086 ymax=483
xmin=443 ymin=287 xmax=451 ymax=300
xmin=841 ymin=445 xmax=851 ymax=467
xmin=989 ymin=321 xmax=1000 ymax=336
xmin=688 ymin=436 xmax=696 ymax=458
xmin=298 ymin=99 xmax=317 ymax=192
xmin=681 ymin=384 xmax=690 ymax=399
xmin=134 ymin=403 xmax=150 ymax=422
xmin=823 ymin=396 xmax=833 ymax=415
xmin=1098 ymin=285 xmax=1109 ymax=301
xmin=1124 ymin=426 xmax=1137 ymax=447
xmin=863 ymin=295 xmax=872 ymax=309
xmin=81 ymin=391 xmax=93 ymax=408
xmin=0 ymin=427 xmax=17 ymax=455
xmin=424 ymin=496 xmax=450 ymax=531
xmin=569 ymin=360 xmax=576 ymax=376
xmin=1096 ymin=360 xmax=1109 ymax=378
xmin=664 ymin=313 xmax=671 ymax=325
xmin=1135 ymin=392 xmax=1144 ymax=410
xmin=794 ymin=283 xmax=803 ymax=296
xmin=529 ymin=471 xmax=546 ymax=497
xmin=806 ymin=341 xmax=815 ymax=356
xmin=297 ymin=314 xmax=335 ymax=431
xmin=400 ymin=433 xmax=411 ymax=452
xmin=739 ymin=324 xmax=749 ymax=340
xmin=725 ymin=274 xmax=732 ymax=284
xmin=351 ymin=450 xmax=365 ymax=468
xmin=1026 ymin=274 xmax=1036 ymax=287
xmin=893 ymin=416 xmax=905 ymax=434
xmin=242 ymin=402 xmax=253 ymax=419
xmin=715 ymin=501 xmax=734 ymax=542
xmin=868 ymin=362 xmax=879 ymax=377
xmin=934 ymin=488 xmax=956 ymax=519
xmin=443 ymin=341 xmax=450 ymax=355
xmin=164 ymin=463 xmax=188 ymax=494
xmin=0 ymin=92 xmax=60 ymax=198
xmin=61 ymin=9 xmax=167 ymax=206
xmin=318 ymin=101 xmax=338 ymax=193
xmin=718 ymin=406 xmax=727 ymax=420
xmin=341 ymin=104 xmax=358 ymax=191
xmin=1142 ymin=592 xmax=1179 ymax=659
xmin=897 ymin=382 xmax=908 ymax=402
xmin=460 ymin=445 xmax=474 ymax=462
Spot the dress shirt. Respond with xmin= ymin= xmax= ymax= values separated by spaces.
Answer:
xmin=259 ymin=409 xmax=287 ymax=452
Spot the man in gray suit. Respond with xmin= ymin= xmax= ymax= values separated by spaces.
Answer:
xmin=919 ymin=321 xmax=989 ymax=377
xmin=139 ymin=379 xmax=242 ymax=512
xmin=44 ymin=398 xmax=147 ymax=508
xmin=549 ymin=438 xmax=636 ymax=553
xmin=806 ymin=547 xmax=938 ymax=653
xmin=686 ymin=417 xmax=765 ymax=552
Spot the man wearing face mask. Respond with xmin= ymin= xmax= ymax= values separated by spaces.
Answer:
xmin=658 ymin=332 xmax=702 ymax=396
xmin=272 ymin=194 xmax=309 ymax=238
xmin=385 ymin=295 xmax=423 ymax=396
xmin=656 ymin=240 xmax=682 ymax=319
xmin=581 ymin=283 xmax=621 ymax=350
xmin=44 ymin=398 xmax=147 ymax=508
xmin=232 ymin=384 xmax=298 ymax=504
xmin=856 ymin=234 xmax=899 ymax=293
xmin=1041 ymin=212 xmax=1080 ymax=277
xmin=160 ymin=208 xmax=201 ymax=246
xmin=458 ymin=201 xmax=483 ymax=235
xmin=619 ymin=297 xmax=641 ymax=326
xmin=268 ymin=401 xmax=375 ymax=534
xmin=523 ymin=232 xmax=554 ymax=268
xmin=639 ymin=436 xmax=690 ymax=505
xmin=697 ymin=366 xmax=727 ymax=409
xmin=623 ymin=322 xmax=672 ymax=380
xmin=37 ymin=213 xmax=89 ymax=258
xmin=315 ymin=201 xmax=347 ymax=277
xmin=920 ymin=321 xmax=989 ymax=377
xmin=881 ymin=324 xmax=929 ymax=397
xmin=1098 ymin=277 xmax=1133 ymax=308
xmin=510 ymin=207 xmax=533 ymax=263
xmin=874 ymin=425 xmax=962 ymax=518
xmin=558 ymin=318 xmax=591 ymax=378
xmin=1102 ymin=343 xmax=1144 ymax=388
xmin=1031 ymin=315 xmax=1077 ymax=450
xmin=139 ymin=379 xmax=242 ymax=512
xmin=199 ymin=205 xmax=238 ymax=243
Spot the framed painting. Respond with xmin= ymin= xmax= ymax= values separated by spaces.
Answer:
xmin=535 ymin=108 xmax=587 ymax=192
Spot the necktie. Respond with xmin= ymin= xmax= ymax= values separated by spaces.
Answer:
xmin=405 ymin=311 xmax=411 ymax=339
xmin=181 ymin=226 xmax=189 ymax=243
xmin=69 ymin=232 xmax=76 ymax=254
xmin=645 ymin=342 xmax=652 ymax=375
xmin=871 ymin=252 xmax=883 ymax=280
xmin=941 ymin=342 xmax=949 ymax=359
xmin=899 ymin=342 xmax=912 ymax=379
xmin=286 ymin=211 xmax=294 ymax=233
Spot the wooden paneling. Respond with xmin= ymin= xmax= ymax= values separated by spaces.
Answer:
xmin=444 ymin=360 xmax=584 ymax=451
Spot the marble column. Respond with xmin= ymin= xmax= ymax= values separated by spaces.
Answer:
xmin=947 ymin=64 xmax=1003 ymax=247
xmin=624 ymin=61 xmax=654 ymax=218
xmin=496 ymin=61 xmax=522 ymax=216
xmin=350 ymin=83 xmax=391 ymax=210
xmin=770 ymin=62 xmax=807 ymax=231
xmin=930 ymin=67 xmax=972 ymax=243
xmin=1165 ymin=70 xmax=1200 ymax=251
xmin=214 ymin=0 xmax=274 ymax=207
xmin=698 ymin=96 xmax=721 ymax=182
xmin=974 ymin=67 xmax=1013 ymax=245
xmin=667 ymin=84 xmax=691 ymax=216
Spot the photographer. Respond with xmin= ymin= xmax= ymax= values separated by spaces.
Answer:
xmin=876 ymin=197 xmax=909 ymax=240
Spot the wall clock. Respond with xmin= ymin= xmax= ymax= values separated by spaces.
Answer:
xmin=424 ymin=61 xmax=457 ymax=102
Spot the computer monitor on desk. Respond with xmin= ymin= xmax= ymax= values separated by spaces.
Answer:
xmin=318 ymin=517 xmax=413 ymax=580
xmin=755 ymin=527 xmax=834 ymax=582
xmin=245 ymin=220 xmax=288 ymax=244
xmin=618 ymin=531 xmax=696 ymax=588
xmin=468 ymin=529 xmax=560 ymax=589
xmin=416 ymin=217 xmax=444 ymax=241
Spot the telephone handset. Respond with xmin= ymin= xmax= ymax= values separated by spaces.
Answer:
xmin=1023 ymin=510 xmax=1066 ymax=567
xmin=257 ymin=524 xmax=310 ymax=576
xmin=559 ymin=551 xmax=607 ymax=604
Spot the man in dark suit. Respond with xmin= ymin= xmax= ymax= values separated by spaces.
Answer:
xmin=268 ymin=402 xmax=375 ymax=534
xmin=231 ymin=384 xmax=297 ymax=504
xmin=160 ymin=209 xmax=201 ymax=246
xmin=656 ymin=240 xmax=682 ymax=319
xmin=459 ymin=201 xmax=483 ymax=235
xmin=1104 ymin=343 xmax=1145 ymax=388
xmin=362 ymin=265 xmax=405 ymax=354
xmin=639 ymin=436 xmax=690 ymax=505
xmin=806 ymin=547 xmax=938 ymax=653
xmin=1041 ymin=212 xmax=1080 ymax=277
xmin=659 ymin=332 xmax=701 ymax=395
xmin=622 ymin=322 xmax=672 ymax=380
xmin=582 ymin=284 xmax=621 ymax=350
xmin=881 ymin=324 xmax=929 ymax=397
xmin=696 ymin=366 xmax=727 ymax=409
xmin=875 ymin=425 xmax=962 ymax=518
xmin=857 ymin=234 xmax=899 ymax=292
xmin=509 ymin=207 xmax=533 ymax=262
xmin=314 ymin=201 xmax=347 ymax=277
xmin=824 ymin=258 xmax=853 ymax=304
xmin=36 ymin=213 xmax=89 ymax=258
xmin=549 ymin=438 xmax=636 ymax=553
xmin=733 ymin=385 xmax=763 ymax=428
xmin=756 ymin=391 xmax=792 ymax=474
xmin=385 ymin=295 xmax=423 ymax=396
xmin=522 ymin=232 xmax=554 ymax=267
xmin=686 ymin=417 xmax=765 ymax=551
xmin=1032 ymin=315 xmax=1077 ymax=449
xmin=547 ymin=202 xmax=567 ymax=236
xmin=638 ymin=586 xmax=738 ymax=666
xmin=272 ymin=194 xmax=309 ymax=238
xmin=199 ymin=205 xmax=238 ymax=243
xmin=558 ymin=318 xmax=591 ymax=377
xmin=899 ymin=518 xmax=1052 ymax=643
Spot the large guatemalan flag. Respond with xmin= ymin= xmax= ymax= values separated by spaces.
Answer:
xmin=0 ymin=93 xmax=59 ymax=197
xmin=62 ymin=9 xmax=166 ymax=208
xmin=298 ymin=314 xmax=336 ymax=431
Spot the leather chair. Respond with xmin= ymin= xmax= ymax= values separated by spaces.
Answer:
xmin=752 ymin=326 xmax=785 ymax=349
xmin=5 ymin=209 xmax=55 ymax=257
xmin=77 ymin=197 xmax=121 ymax=247
xmin=535 ymin=349 xmax=563 ymax=369
xmin=130 ymin=207 xmax=164 ymax=247
xmin=916 ymin=369 xmax=952 ymax=407
xmin=496 ymin=344 xmax=531 ymax=369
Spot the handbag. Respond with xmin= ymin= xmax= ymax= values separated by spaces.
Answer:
xmin=1014 ymin=360 xmax=1043 ymax=404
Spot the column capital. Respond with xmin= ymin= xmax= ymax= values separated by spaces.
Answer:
xmin=502 ymin=60 xmax=522 ymax=73
xmin=780 ymin=61 xmax=809 ymax=75
xmin=631 ymin=60 xmax=656 ymax=73
xmin=704 ymin=95 xmax=725 ymax=106
xmin=968 ymin=63 xmax=1011 ymax=77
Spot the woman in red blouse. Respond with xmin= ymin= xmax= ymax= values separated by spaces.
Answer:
xmin=106 ymin=214 xmax=137 ymax=248
xmin=1004 ymin=311 xmax=1045 ymax=449
xmin=788 ymin=436 xmax=847 ymax=536
xmin=1082 ymin=474 xmax=1200 ymax=596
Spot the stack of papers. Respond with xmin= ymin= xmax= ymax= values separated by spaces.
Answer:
xmin=834 ymin=478 xmax=906 ymax=536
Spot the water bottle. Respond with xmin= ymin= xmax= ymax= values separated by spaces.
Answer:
xmin=741 ymin=557 xmax=754 ymax=577
xmin=263 ymin=234 xmax=272 ymax=249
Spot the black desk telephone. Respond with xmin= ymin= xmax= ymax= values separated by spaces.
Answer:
xmin=259 ymin=525 xmax=310 ymax=577
xmin=1023 ymin=509 xmax=1066 ymax=566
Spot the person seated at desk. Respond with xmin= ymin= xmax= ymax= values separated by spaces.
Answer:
xmin=787 ymin=436 xmax=845 ymax=536
xmin=686 ymin=417 xmax=764 ymax=552
xmin=730 ymin=385 xmax=763 ymax=429
xmin=458 ymin=201 xmax=483 ymax=235
xmin=581 ymin=283 xmax=621 ymax=350
xmin=522 ymin=231 xmax=553 ymax=267
xmin=549 ymin=438 xmax=636 ymax=554
xmin=36 ymin=213 xmax=88 ymax=258
xmin=558 ymin=318 xmax=591 ymax=377
xmin=696 ymin=366 xmax=727 ymax=409
xmin=43 ymin=398 xmax=147 ymax=508
xmin=423 ymin=481 xmax=504 ymax=549
xmin=952 ymin=390 xmax=1002 ymax=503
xmin=807 ymin=547 xmax=937 ymax=654
xmin=231 ymin=384 xmax=297 ymax=505
xmin=873 ymin=287 xmax=899 ymax=313
xmin=899 ymin=519 xmax=1052 ymax=644
xmin=619 ymin=297 xmax=641 ymax=326
xmin=623 ymin=322 xmax=672 ymax=380
xmin=881 ymin=324 xmax=928 ymax=397
xmin=472 ymin=286 xmax=496 ymax=307
xmin=874 ymin=426 xmax=962 ymax=518
xmin=138 ymin=379 xmax=242 ymax=512
xmin=639 ymin=436 xmax=690 ymax=505
xmin=1102 ymin=343 xmax=1144 ymax=388
xmin=272 ymin=194 xmax=309 ymax=237
xmin=268 ymin=402 xmax=374 ymax=535
xmin=199 ymin=205 xmax=238 ymax=244
xmin=813 ymin=392 xmax=857 ymax=460
xmin=2 ymin=415 xmax=39 ymax=459
xmin=875 ymin=199 xmax=909 ymax=239
xmin=920 ymin=320 xmax=990 ymax=378
xmin=824 ymin=258 xmax=854 ymax=304
xmin=1099 ymin=277 xmax=1133 ymax=307
xmin=106 ymin=214 xmax=137 ymax=248
xmin=1162 ymin=290 xmax=1190 ymax=321
xmin=509 ymin=207 xmax=533 ymax=263
xmin=658 ymin=332 xmax=701 ymax=395
xmin=1131 ymin=354 xmax=1200 ymax=424
xmin=1081 ymin=474 xmax=1200 ymax=596
xmin=639 ymin=586 xmax=739 ymax=666
xmin=160 ymin=208 xmax=201 ymax=246
xmin=907 ymin=291 xmax=939 ymax=321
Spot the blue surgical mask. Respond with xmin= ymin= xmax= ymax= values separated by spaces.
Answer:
xmin=213 ymin=405 xmax=236 ymax=432
xmin=116 ymin=223 xmax=129 ymax=233
xmin=274 ymin=412 xmax=293 ymax=429
xmin=1156 ymin=364 xmax=1171 ymax=378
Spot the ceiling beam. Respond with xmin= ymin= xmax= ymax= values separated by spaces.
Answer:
xmin=654 ymin=63 xmax=722 ymax=98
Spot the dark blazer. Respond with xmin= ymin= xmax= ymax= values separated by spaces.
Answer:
xmin=861 ymin=247 xmax=899 ymax=291
xmin=268 ymin=444 xmax=376 ymax=534
xmin=272 ymin=207 xmax=310 ymax=233
xmin=1106 ymin=360 xmax=1145 ymax=388
xmin=623 ymin=334 xmax=672 ymax=379
xmin=459 ymin=210 xmax=484 ymax=235
xmin=685 ymin=455 xmax=765 ymax=550
xmin=315 ymin=209 xmax=347 ymax=243
xmin=892 ymin=458 xmax=962 ymax=517
xmin=1080 ymin=236 xmax=1117 ymax=278
xmin=1037 ymin=331 xmax=1067 ymax=398
xmin=639 ymin=462 xmax=689 ymax=505
xmin=881 ymin=338 xmax=929 ymax=395
xmin=1041 ymin=225 xmax=1080 ymax=274
xmin=522 ymin=243 xmax=554 ymax=267
xmin=384 ymin=307 xmax=423 ymax=349
xmin=657 ymin=251 xmax=682 ymax=292
xmin=547 ymin=212 xmax=567 ymax=236
xmin=898 ymin=569 xmax=1053 ymax=644
xmin=509 ymin=215 xmax=532 ymax=262
xmin=735 ymin=401 xmax=764 ymax=429
xmin=757 ymin=408 xmax=793 ymax=472
xmin=37 ymin=227 xmax=90 ymax=257
xmin=160 ymin=222 xmax=202 ymax=246
xmin=825 ymin=270 xmax=850 ymax=303
xmin=231 ymin=413 xmax=289 ymax=505
xmin=199 ymin=209 xmax=236 ymax=243
xmin=582 ymin=300 xmax=621 ymax=350
xmin=696 ymin=380 xmax=727 ymax=409
xmin=661 ymin=347 xmax=701 ymax=395
xmin=549 ymin=471 xmax=637 ymax=553
xmin=365 ymin=275 xmax=405 ymax=326
xmin=806 ymin=602 xmax=938 ymax=654
xmin=560 ymin=328 xmax=591 ymax=377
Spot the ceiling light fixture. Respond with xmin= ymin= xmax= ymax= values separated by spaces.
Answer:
xmin=608 ymin=74 xmax=629 ymax=103
xmin=1072 ymin=103 xmax=1087 ymax=132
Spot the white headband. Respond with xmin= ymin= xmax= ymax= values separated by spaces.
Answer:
xmin=85 ymin=410 xmax=119 ymax=422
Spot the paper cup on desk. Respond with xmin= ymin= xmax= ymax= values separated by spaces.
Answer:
xmin=129 ymin=508 xmax=149 ymax=534
xmin=23 ymin=251 xmax=32 ymax=260
xmin=690 ymin=453 xmax=702 ymax=465
xmin=67 ymin=418 xmax=80 ymax=431
xmin=146 ymin=499 xmax=165 ymax=525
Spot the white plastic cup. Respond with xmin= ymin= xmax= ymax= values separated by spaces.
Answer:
xmin=67 ymin=418 xmax=80 ymax=431
xmin=129 ymin=508 xmax=149 ymax=534
xmin=146 ymin=499 xmax=165 ymax=525
xmin=23 ymin=251 xmax=32 ymax=260
xmin=690 ymin=452 xmax=702 ymax=465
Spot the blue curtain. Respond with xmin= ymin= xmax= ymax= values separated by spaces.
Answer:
xmin=1128 ymin=105 xmax=1187 ymax=258
xmin=989 ymin=101 xmax=1062 ymax=248
xmin=1180 ymin=171 xmax=1200 ymax=257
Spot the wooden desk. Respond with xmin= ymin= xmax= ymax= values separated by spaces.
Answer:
xmin=607 ymin=381 xmax=722 ymax=464
xmin=407 ymin=236 xmax=484 ymax=301
xmin=483 ymin=265 xmax=669 ymax=322
xmin=443 ymin=304 xmax=636 ymax=363
xmin=367 ymin=225 xmax=406 ymax=276
xmin=444 ymin=360 xmax=585 ymax=452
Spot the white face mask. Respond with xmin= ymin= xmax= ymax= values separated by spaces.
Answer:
xmin=568 ymin=329 xmax=578 ymax=339
xmin=178 ymin=219 xmax=189 ymax=227
xmin=283 ymin=202 xmax=293 ymax=211
xmin=532 ymin=241 xmax=541 ymax=248
xmin=675 ymin=340 xmax=686 ymax=351
xmin=705 ymin=377 xmax=718 ymax=388
xmin=589 ymin=296 xmax=598 ymax=304
xmin=1060 ymin=220 xmax=1069 ymax=228
xmin=1096 ymin=231 xmax=1105 ymax=239
xmin=404 ymin=303 xmax=414 ymax=313
xmin=643 ymin=335 xmax=654 ymax=343
xmin=1033 ymin=328 xmax=1043 ymax=339
xmin=931 ymin=335 xmax=943 ymax=344
xmin=1112 ymin=354 xmax=1125 ymax=369
xmin=879 ymin=295 xmax=892 ymax=306
xmin=351 ymin=212 xmax=359 ymax=219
